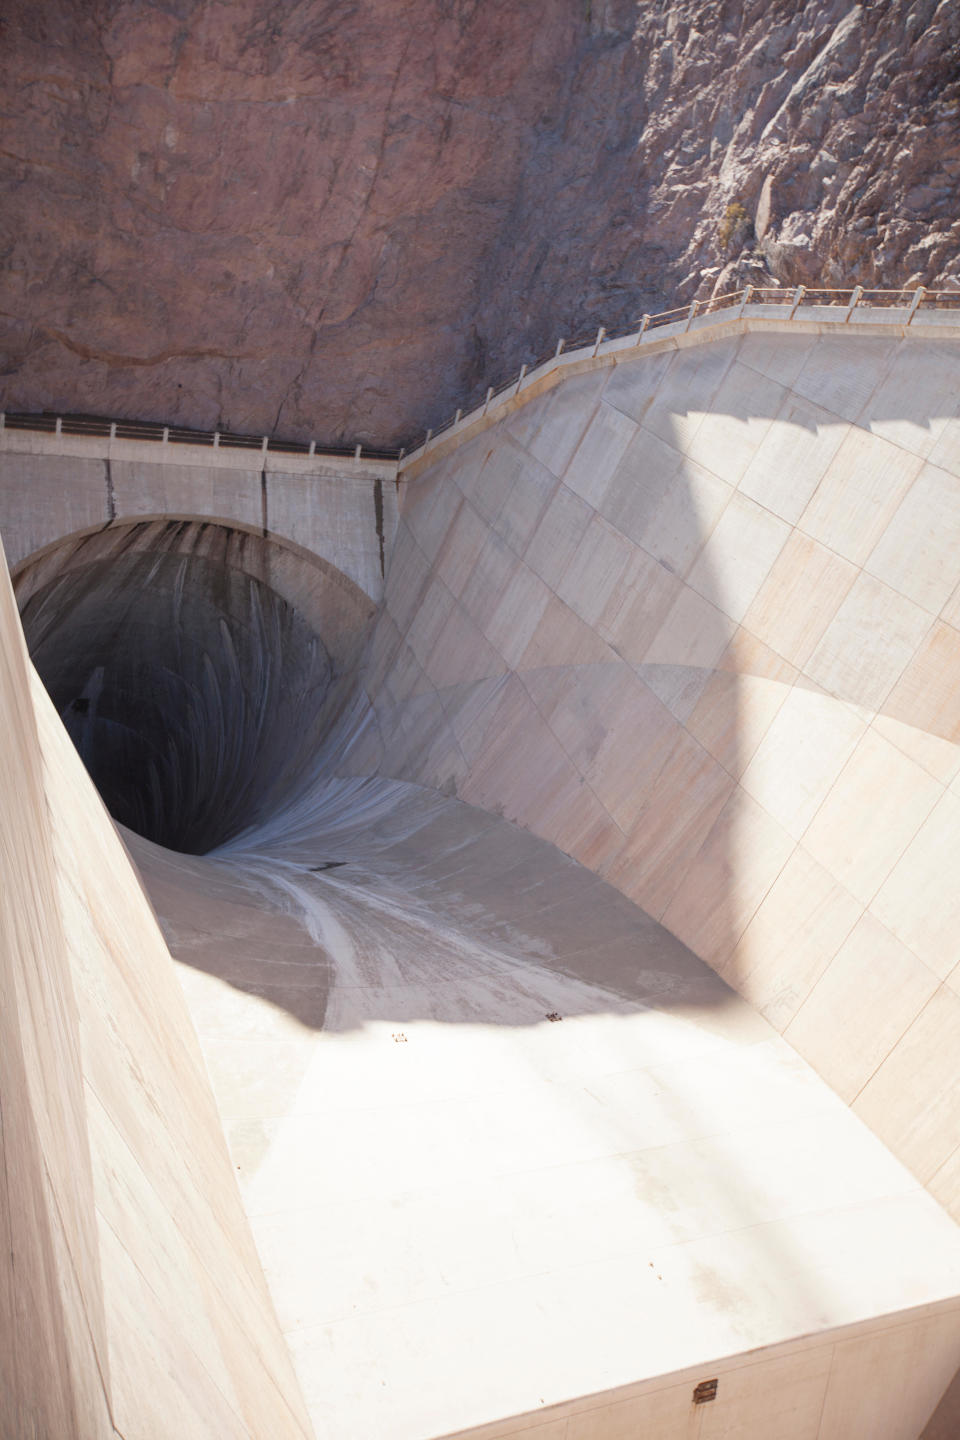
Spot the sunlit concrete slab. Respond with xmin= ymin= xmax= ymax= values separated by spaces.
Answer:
xmin=352 ymin=326 xmax=960 ymax=1237
xmin=128 ymin=779 xmax=960 ymax=1439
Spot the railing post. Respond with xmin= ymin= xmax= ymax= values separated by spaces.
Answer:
xmin=355 ymin=443 xmax=362 ymax=460
xmin=788 ymin=285 xmax=806 ymax=319
xmin=55 ymin=416 xmax=62 ymax=437
xmin=591 ymin=326 xmax=606 ymax=357
xmin=309 ymin=440 xmax=316 ymax=456
xmin=213 ymin=430 xmax=220 ymax=448
xmin=634 ymin=314 xmax=650 ymax=344
xmin=397 ymin=447 xmax=405 ymax=462
xmin=425 ymin=428 xmax=433 ymax=445
xmin=684 ymin=300 xmax=698 ymax=332
xmin=844 ymin=285 xmax=863 ymax=322
xmin=737 ymin=284 xmax=754 ymax=319
xmin=555 ymin=337 xmax=565 ymax=358
xmin=261 ymin=436 xmax=268 ymax=458
xmin=906 ymin=286 xmax=926 ymax=325
xmin=109 ymin=422 xmax=117 ymax=441
xmin=454 ymin=408 xmax=462 ymax=425
xmin=483 ymin=386 xmax=493 ymax=415
xmin=0 ymin=413 xmax=5 ymax=435
xmin=162 ymin=426 xmax=169 ymax=446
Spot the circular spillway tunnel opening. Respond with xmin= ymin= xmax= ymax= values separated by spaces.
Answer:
xmin=16 ymin=519 xmax=373 ymax=854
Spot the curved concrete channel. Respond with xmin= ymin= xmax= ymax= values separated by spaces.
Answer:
xmin=6 ymin=318 xmax=960 ymax=1439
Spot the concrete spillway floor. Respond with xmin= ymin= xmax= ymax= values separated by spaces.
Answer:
xmin=14 ymin=327 xmax=960 ymax=1435
xmin=126 ymin=776 xmax=960 ymax=1440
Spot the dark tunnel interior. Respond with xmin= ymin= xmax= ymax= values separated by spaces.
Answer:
xmin=18 ymin=523 xmax=340 ymax=855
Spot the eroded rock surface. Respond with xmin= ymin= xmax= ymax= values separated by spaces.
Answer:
xmin=1 ymin=0 xmax=957 ymax=445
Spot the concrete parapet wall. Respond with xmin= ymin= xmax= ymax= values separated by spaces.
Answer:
xmin=346 ymin=325 xmax=960 ymax=1220
xmin=0 ymin=531 xmax=113 ymax=1438
xmin=441 ymin=1304 xmax=960 ymax=1440
xmin=0 ymin=539 xmax=313 ymax=1438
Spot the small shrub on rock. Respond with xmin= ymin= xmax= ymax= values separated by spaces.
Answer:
xmin=718 ymin=201 xmax=753 ymax=250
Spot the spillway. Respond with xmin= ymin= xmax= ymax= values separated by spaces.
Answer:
xmin=4 ymin=308 xmax=960 ymax=1439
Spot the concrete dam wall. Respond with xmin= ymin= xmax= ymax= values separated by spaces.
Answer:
xmin=352 ymin=320 xmax=960 ymax=1222
xmin=3 ymin=312 xmax=960 ymax=1439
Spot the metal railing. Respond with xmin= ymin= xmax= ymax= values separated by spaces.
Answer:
xmin=1 ymin=286 xmax=956 ymax=473
xmin=0 ymin=410 xmax=403 ymax=464
xmin=404 ymin=284 xmax=958 ymax=463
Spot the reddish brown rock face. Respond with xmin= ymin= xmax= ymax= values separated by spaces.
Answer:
xmin=1 ymin=0 xmax=958 ymax=447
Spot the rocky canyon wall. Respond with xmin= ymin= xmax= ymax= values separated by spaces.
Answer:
xmin=1 ymin=0 xmax=957 ymax=446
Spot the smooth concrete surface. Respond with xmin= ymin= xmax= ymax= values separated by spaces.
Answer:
xmin=0 ymin=532 xmax=113 ymax=1438
xmin=127 ymin=777 xmax=960 ymax=1440
xmin=0 ymin=439 xmax=397 ymax=603
xmin=4 ymin=322 xmax=960 ymax=1437
xmin=346 ymin=329 xmax=960 ymax=1229
xmin=0 ymin=539 xmax=313 ymax=1438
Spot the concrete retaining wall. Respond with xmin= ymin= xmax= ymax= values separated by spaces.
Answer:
xmin=346 ymin=323 xmax=960 ymax=1222
xmin=0 ymin=539 xmax=313 ymax=1439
